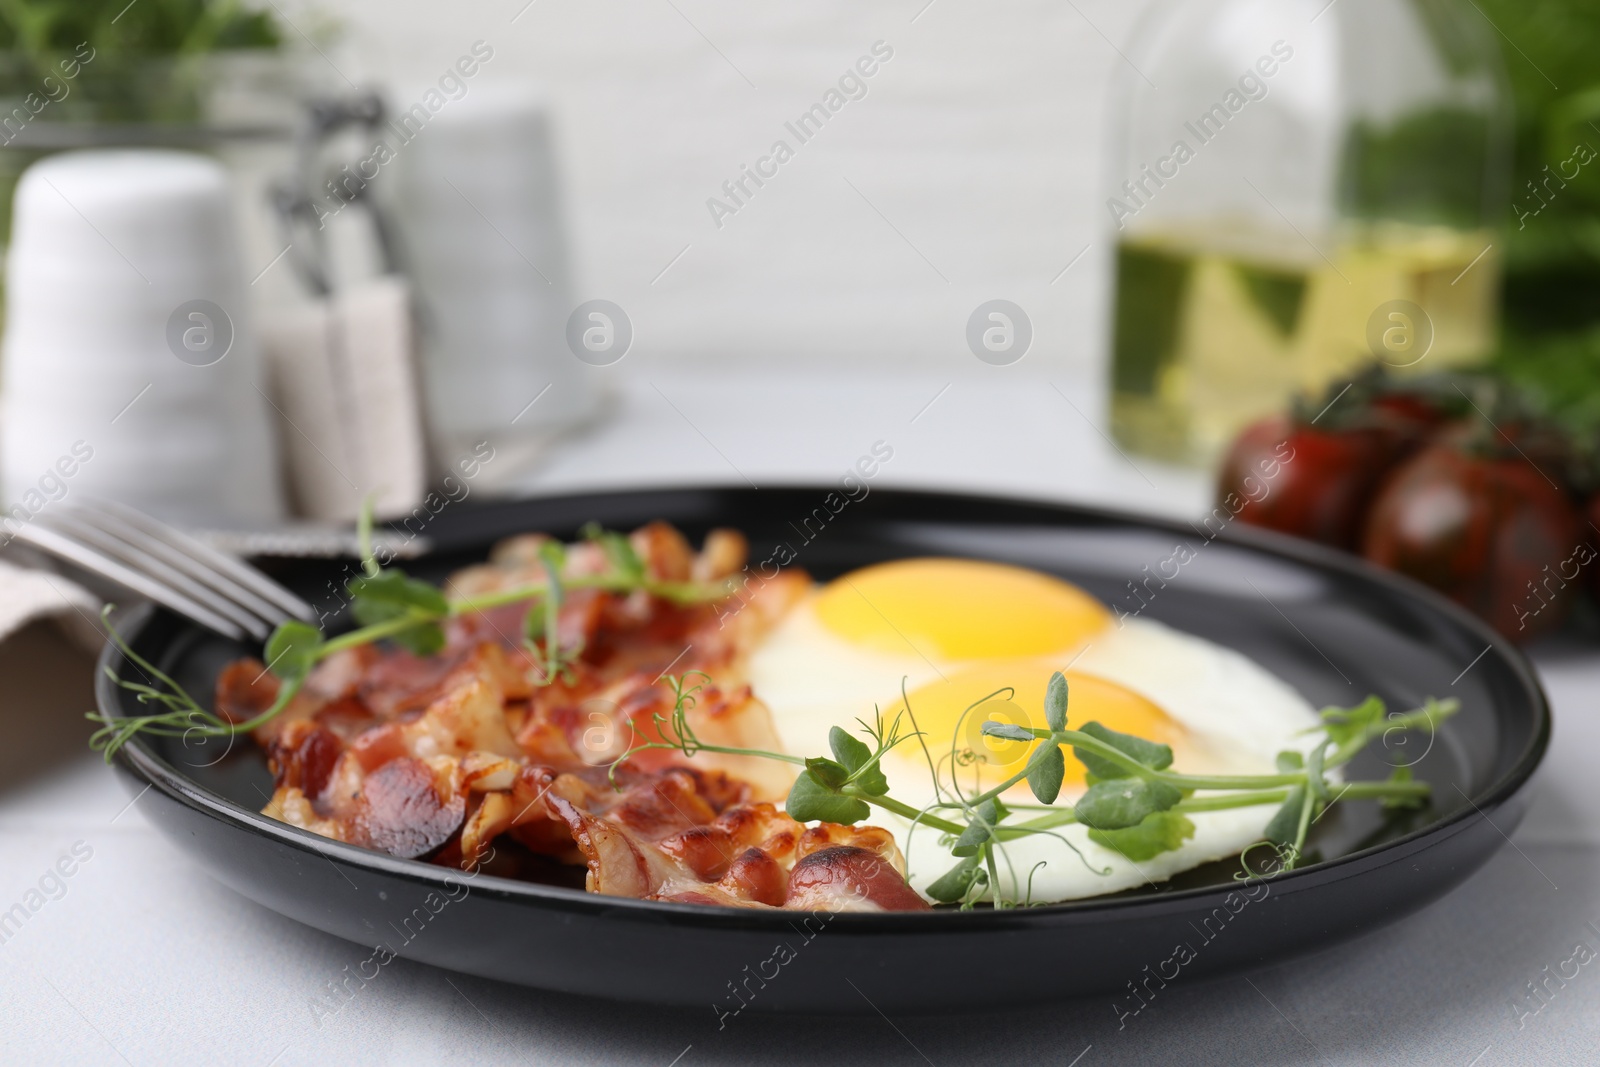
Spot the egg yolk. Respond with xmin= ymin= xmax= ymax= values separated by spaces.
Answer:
xmin=887 ymin=663 xmax=1183 ymax=795
xmin=813 ymin=559 xmax=1111 ymax=660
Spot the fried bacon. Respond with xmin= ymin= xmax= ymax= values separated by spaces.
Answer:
xmin=456 ymin=763 xmax=917 ymax=910
xmin=356 ymin=757 xmax=469 ymax=859
xmin=237 ymin=522 xmax=928 ymax=912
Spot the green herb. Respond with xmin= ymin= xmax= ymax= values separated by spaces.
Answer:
xmin=1025 ymin=742 xmax=1065 ymax=805
xmin=1071 ymin=720 xmax=1173 ymax=780
xmin=0 ymin=0 xmax=286 ymax=135
xmin=346 ymin=570 xmax=448 ymax=657
xmin=787 ymin=770 xmax=871 ymax=826
xmin=88 ymin=512 xmax=736 ymax=762
xmin=1074 ymin=778 xmax=1184 ymax=831
xmin=261 ymin=619 xmax=320 ymax=684
xmin=620 ymin=668 xmax=1456 ymax=908
xmin=1262 ymin=785 xmax=1309 ymax=848
xmin=87 ymin=604 xmax=306 ymax=760
xmin=0 ymin=0 xmax=282 ymax=61
xmin=925 ymin=854 xmax=985 ymax=903
xmin=1087 ymin=810 xmax=1195 ymax=862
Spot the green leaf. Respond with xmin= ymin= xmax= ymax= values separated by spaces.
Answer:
xmin=263 ymin=620 xmax=323 ymax=683
xmin=785 ymin=770 xmax=869 ymax=825
xmin=1089 ymin=811 xmax=1196 ymax=861
xmin=1074 ymin=778 xmax=1182 ymax=830
xmin=827 ymin=726 xmax=889 ymax=795
xmin=981 ymin=721 xmax=1034 ymax=742
xmin=925 ymin=855 xmax=985 ymax=902
xmin=348 ymin=568 xmax=449 ymax=620
xmin=1381 ymin=765 xmax=1425 ymax=810
xmin=951 ymin=798 xmax=1009 ymax=857
xmin=950 ymin=821 xmax=990 ymax=857
xmin=1275 ymin=750 xmax=1304 ymax=773
xmin=830 ymin=725 xmax=873 ymax=771
xmin=803 ymin=757 xmax=848 ymax=790
xmin=852 ymin=769 xmax=890 ymax=797
xmin=584 ymin=524 xmax=646 ymax=582
xmin=391 ymin=622 xmax=446 ymax=658
xmin=1026 ymin=743 xmax=1066 ymax=805
xmin=1306 ymin=741 xmax=1331 ymax=802
xmin=347 ymin=569 xmax=450 ymax=656
xmin=1263 ymin=785 xmax=1307 ymax=846
xmin=1044 ymin=671 xmax=1068 ymax=732
xmin=1072 ymin=721 xmax=1174 ymax=780
xmin=1319 ymin=696 xmax=1386 ymax=748
xmin=537 ymin=539 xmax=568 ymax=572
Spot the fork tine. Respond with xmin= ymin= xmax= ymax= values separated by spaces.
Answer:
xmin=84 ymin=500 xmax=318 ymax=624
xmin=11 ymin=522 xmax=248 ymax=640
xmin=41 ymin=513 xmax=272 ymax=640
xmin=65 ymin=503 xmax=289 ymax=629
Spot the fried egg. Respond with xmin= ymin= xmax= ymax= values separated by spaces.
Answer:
xmin=745 ymin=557 xmax=1322 ymax=903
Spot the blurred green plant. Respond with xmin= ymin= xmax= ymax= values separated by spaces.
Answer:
xmin=1474 ymin=0 xmax=1600 ymax=337
xmin=0 ymin=1 xmax=281 ymax=124
xmin=0 ymin=0 xmax=279 ymax=61
xmin=0 ymin=2 xmax=285 ymax=306
xmin=1338 ymin=107 xmax=1495 ymax=231
xmin=1488 ymin=326 xmax=1600 ymax=467
xmin=1467 ymin=0 xmax=1600 ymax=442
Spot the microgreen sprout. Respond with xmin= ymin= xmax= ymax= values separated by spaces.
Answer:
xmin=616 ymin=669 xmax=1457 ymax=908
xmin=87 ymin=605 xmax=308 ymax=760
xmin=89 ymin=511 xmax=735 ymax=762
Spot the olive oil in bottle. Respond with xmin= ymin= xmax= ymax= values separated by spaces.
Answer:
xmin=1109 ymin=222 xmax=1497 ymax=465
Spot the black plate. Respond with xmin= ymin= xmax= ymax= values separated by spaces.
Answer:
xmin=97 ymin=486 xmax=1549 ymax=1012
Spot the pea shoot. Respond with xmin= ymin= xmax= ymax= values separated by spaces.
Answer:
xmin=89 ymin=521 xmax=732 ymax=761
xmin=618 ymin=670 xmax=1456 ymax=908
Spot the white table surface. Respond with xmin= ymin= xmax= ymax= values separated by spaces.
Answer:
xmin=2 ymin=373 xmax=1595 ymax=1066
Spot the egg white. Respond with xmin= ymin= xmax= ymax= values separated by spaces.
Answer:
xmin=746 ymin=587 xmax=987 ymax=764
xmin=745 ymin=590 xmax=1325 ymax=904
xmin=887 ymin=635 xmax=1314 ymax=901
xmin=1072 ymin=618 xmax=1321 ymax=774
xmin=749 ymin=590 xmax=1112 ymax=776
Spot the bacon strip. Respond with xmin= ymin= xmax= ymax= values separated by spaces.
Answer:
xmin=238 ymin=522 xmax=929 ymax=912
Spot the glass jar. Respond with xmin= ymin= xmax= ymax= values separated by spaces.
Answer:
xmin=1105 ymin=0 xmax=1509 ymax=465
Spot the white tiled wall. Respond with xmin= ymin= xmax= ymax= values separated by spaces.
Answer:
xmin=288 ymin=0 xmax=1154 ymax=380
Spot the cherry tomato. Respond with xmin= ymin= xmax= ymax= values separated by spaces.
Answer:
xmin=1217 ymin=416 xmax=1400 ymax=551
xmin=1588 ymin=493 xmax=1600 ymax=601
xmin=1370 ymin=393 xmax=1450 ymax=440
xmin=1363 ymin=443 xmax=1580 ymax=640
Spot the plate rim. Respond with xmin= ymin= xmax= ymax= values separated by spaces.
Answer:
xmin=97 ymin=483 xmax=1553 ymax=929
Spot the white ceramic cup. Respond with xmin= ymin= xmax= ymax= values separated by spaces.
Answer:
xmin=0 ymin=149 xmax=285 ymax=525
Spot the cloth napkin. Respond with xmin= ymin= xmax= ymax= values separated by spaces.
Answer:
xmin=0 ymin=556 xmax=103 ymax=652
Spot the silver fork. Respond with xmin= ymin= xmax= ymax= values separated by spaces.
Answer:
xmin=12 ymin=500 xmax=317 ymax=641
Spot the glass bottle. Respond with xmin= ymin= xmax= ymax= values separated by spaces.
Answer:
xmin=1106 ymin=0 xmax=1509 ymax=465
